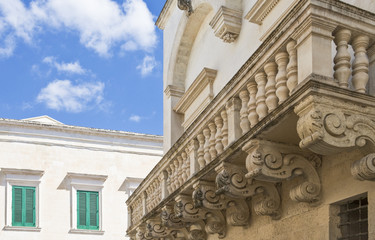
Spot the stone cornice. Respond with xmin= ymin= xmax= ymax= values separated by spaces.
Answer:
xmin=156 ymin=0 xmax=174 ymax=30
xmin=174 ymin=68 xmax=217 ymax=114
xmin=245 ymin=0 xmax=280 ymax=25
xmin=164 ymin=84 xmax=185 ymax=98
xmin=209 ymin=6 xmax=242 ymax=43
xmin=1 ymin=168 xmax=44 ymax=177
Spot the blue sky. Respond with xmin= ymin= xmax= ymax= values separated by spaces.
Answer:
xmin=0 ymin=0 xmax=164 ymax=135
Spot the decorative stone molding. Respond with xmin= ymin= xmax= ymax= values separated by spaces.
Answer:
xmin=174 ymin=68 xmax=217 ymax=129
xmin=135 ymin=225 xmax=150 ymax=240
xmin=161 ymin=205 xmax=186 ymax=229
xmin=146 ymin=217 xmax=176 ymax=239
xmin=164 ymin=84 xmax=185 ymax=98
xmin=175 ymin=194 xmax=226 ymax=238
xmin=215 ymin=162 xmax=281 ymax=219
xmin=295 ymin=95 xmax=375 ymax=155
xmin=351 ymin=153 xmax=375 ymax=181
xmin=209 ymin=6 xmax=242 ymax=43
xmin=245 ymin=0 xmax=279 ymax=25
xmin=192 ymin=180 xmax=249 ymax=226
xmin=243 ymin=139 xmax=321 ymax=202
xmin=177 ymin=0 xmax=193 ymax=16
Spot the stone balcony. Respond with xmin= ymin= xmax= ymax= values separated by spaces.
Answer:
xmin=126 ymin=0 xmax=375 ymax=239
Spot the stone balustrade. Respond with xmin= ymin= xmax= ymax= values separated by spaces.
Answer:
xmin=127 ymin=1 xmax=375 ymax=238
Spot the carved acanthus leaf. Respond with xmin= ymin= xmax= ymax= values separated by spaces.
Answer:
xmin=192 ymin=180 xmax=249 ymax=226
xmin=243 ymin=139 xmax=321 ymax=203
xmin=214 ymin=162 xmax=281 ymax=219
xmin=175 ymin=194 xmax=226 ymax=238
xmin=351 ymin=153 xmax=375 ymax=181
xmin=295 ymin=95 xmax=375 ymax=155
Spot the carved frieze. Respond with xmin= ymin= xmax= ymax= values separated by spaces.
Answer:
xmin=295 ymin=95 xmax=375 ymax=155
xmin=215 ymin=162 xmax=281 ymax=219
xmin=192 ymin=180 xmax=249 ymax=226
xmin=209 ymin=6 xmax=242 ymax=43
xmin=243 ymin=139 xmax=321 ymax=203
xmin=175 ymin=194 xmax=226 ymax=238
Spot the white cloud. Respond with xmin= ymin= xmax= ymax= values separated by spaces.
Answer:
xmin=37 ymin=80 xmax=105 ymax=113
xmin=137 ymin=55 xmax=157 ymax=76
xmin=129 ymin=114 xmax=141 ymax=122
xmin=0 ymin=35 xmax=15 ymax=57
xmin=43 ymin=56 xmax=86 ymax=74
xmin=0 ymin=0 xmax=157 ymax=57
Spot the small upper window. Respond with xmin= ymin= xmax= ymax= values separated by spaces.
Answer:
xmin=338 ymin=196 xmax=368 ymax=240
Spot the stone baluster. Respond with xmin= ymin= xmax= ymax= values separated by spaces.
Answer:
xmin=264 ymin=62 xmax=278 ymax=112
xmin=239 ymin=89 xmax=250 ymax=133
xmin=214 ymin=115 xmax=224 ymax=154
xmin=275 ymin=52 xmax=289 ymax=104
xmin=208 ymin=122 xmax=218 ymax=159
xmin=197 ymin=133 xmax=206 ymax=169
xmin=333 ymin=29 xmax=352 ymax=89
xmin=352 ymin=34 xmax=370 ymax=93
xmin=170 ymin=162 xmax=176 ymax=191
xmin=177 ymin=155 xmax=184 ymax=187
xmin=203 ymin=128 xmax=211 ymax=165
xmin=368 ymin=45 xmax=375 ymax=96
xmin=255 ymin=72 xmax=268 ymax=120
xmin=166 ymin=167 xmax=172 ymax=194
xmin=220 ymin=109 xmax=228 ymax=147
xmin=247 ymin=81 xmax=259 ymax=127
xmin=286 ymin=40 xmax=298 ymax=94
xmin=173 ymin=159 xmax=180 ymax=188
xmin=181 ymin=151 xmax=189 ymax=181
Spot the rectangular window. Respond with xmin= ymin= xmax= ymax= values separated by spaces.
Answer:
xmin=77 ymin=190 xmax=99 ymax=230
xmin=338 ymin=196 xmax=368 ymax=240
xmin=12 ymin=186 xmax=36 ymax=227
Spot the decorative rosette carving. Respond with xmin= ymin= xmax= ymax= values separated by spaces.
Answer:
xmin=175 ymin=194 xmax=226 ymax=238
xmin=193 ymin=180 xmax=249 ymax=226
xmin=215 ymin=162 xmax=281 ymax=219
xmin=243 ymin=139 xmax=321 ymax=203
xmin=295 ymin=95 xmax=375 ymax=155
xmin=351 ymin=153 xmax=375 ymax=181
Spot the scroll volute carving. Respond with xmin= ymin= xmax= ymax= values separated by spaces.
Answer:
xmin=175 ymin=194 xmax=226 ymax=238
xmin=243 ymin=139 xmax=321 ymax=203
xmin=215 ymin=162 xmax=281 ymax=219
xmin=161 ymin=205 xmax=186 ymax=229
xmin=192 ymin=180 xmax=249 ymax=226
xmin=136 ymin=225 xmax=151 ymax=240
xmin=295 ymin=95 xmax=375 ymax=155
xmin=351 ymin=153 xmax=375 ymax=181
xmin=146 ymin=217 xmax=172 ymax=239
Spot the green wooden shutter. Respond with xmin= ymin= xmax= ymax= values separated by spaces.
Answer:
xmin=12 ymin=187 xmax=23 ymax=226
xmin=77 ymin=191 xmax=87 ymax=229
xmin=12 ymin=186 xmax=35 ymax=227
xmin=25 ymin=187 xmax=35 ymax=226
xmin=89 ymin=192 xmax=99 ymax=229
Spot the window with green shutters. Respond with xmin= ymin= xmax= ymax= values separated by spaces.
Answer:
xmin=12 ymin=186 xmax=36 ymax=227
xmin=77 ymin=190 xmax=99 ymax=230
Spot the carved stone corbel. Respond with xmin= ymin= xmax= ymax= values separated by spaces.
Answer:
xmin=351 ymin=153 xmax=375 ymax=181
xmin=177 ymin=0 xmax=193 ymax=16
xmin=215 ymin=162 xmax=281 ymax=219
xmin=243 ymin=139 xmax=321 ymax=203
xmin=175 ymin=194 xmax=226 ymax=238
xmin=209 ymin=6 xmax=242 ymax=43
xmin=136 ymin=225 xmax=151 ymax=240
xmin=161 ymin=205 xmax=186 ymax=229
xmin=295 ymin=95 xmax=375 ymax=155
xmin=192 ymin=180 xmax=249 ymax=226
xmin=146 ymin=217 xmax=173 ymax=239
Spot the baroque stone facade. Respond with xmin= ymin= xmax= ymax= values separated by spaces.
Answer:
xmin=127 ymin=0 xmax=375 ymax=239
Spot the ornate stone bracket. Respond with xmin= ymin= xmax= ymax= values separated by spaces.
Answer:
xmin=135 ymin=225 xmax=152 ymax=240
xmin=351 ymin=153 xmax=375 ymax=181
xmin=209 ymin=6 xmax=242 ymax=43
xmin=161 ymin=205 xmax=186 ymax=229
xmin=295 ymin=95 xmax=375 ymax=155
xmin=146 ymin=217 xmax=174 ymax=239
xmin=177 ymin=0 xmax=193 ymax=16
xmin=215 ymin=162 xmax=281 ymax=219
xmin=192 ymin=180 xmax=249 ymax=226
xmin=175 ymin=194 xmax=226 ymax=238
xmin=243 ymin=139 xmax=321 ymax=203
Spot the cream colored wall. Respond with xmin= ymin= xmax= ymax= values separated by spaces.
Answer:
xmin=203 ymin=149 xmax=375 ymax=240
xmin=0 ymin=122 xmax=162 ymax=240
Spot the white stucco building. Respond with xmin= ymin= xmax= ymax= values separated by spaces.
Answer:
xmin=0 ymin=116 xmax=163 ymax=240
